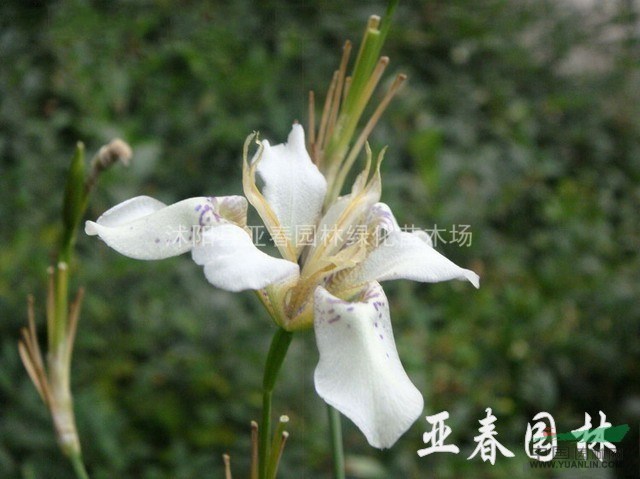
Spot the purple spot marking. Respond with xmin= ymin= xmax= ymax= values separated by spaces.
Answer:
xmin=328 ymin=316 xmax=341 ymax=324
xmin=347 ymin=306 xmax=354 ymax=312
xmin=328 ymin=308 xmax=335 ymax=314
xmin=379 ymin=334 xmax=384 ymax=340
xmin=328 ymin=298 xmax=347 ymax=305
xmin=195 ymin=204 xmax=201 ymax=211
xmin=199 ymin=205 xmax=212 ymax=226
xmin=374 ymin=322 xmax=378 ymax=328
xmin=155 ymin=238 xmax=160 ymax=244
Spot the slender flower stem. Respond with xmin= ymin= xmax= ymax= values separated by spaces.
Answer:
xmin=328 ymin=404 xmax=345 ymax=479
xmin=259 ymin=328 xmax=293 ymax=479
xmin=70 ymin=453 xmax=90 ymax=479
xmin=260 ymin=390 xmax=273 ymax=479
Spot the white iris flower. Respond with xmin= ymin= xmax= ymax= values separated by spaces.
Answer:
xmin=85 ymin=124 xmax=478 ymax=449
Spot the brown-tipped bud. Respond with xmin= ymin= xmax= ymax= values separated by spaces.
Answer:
xmin=85 ymin=138 xmax=133 ymax=196
xmin=96 ymin=138 xmax=132 ymax=168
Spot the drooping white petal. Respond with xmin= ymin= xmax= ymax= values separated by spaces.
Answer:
xmin=256 ymin=124 xmax=327 ymax=253
xmin=192 ymin=224 xmax=299 ymax=292
xmin=348 ymin=230 xmax=479 ymax=288
xmin=313 ymin=283 xmax=424 ymax=449
xmin=85 ymin=196 xmax=247 ymax=260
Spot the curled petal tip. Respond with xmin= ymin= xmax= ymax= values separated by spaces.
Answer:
xmin=286 ymin=123 xmax=307 ymax=151
xmin=466 ymin=270 xmax=480 ymax=289
xmin=84 ymin=221 xmax=98 ymax=236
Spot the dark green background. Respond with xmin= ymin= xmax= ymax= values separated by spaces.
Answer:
xmin=1 ymin=1 xmax=639 ymax=477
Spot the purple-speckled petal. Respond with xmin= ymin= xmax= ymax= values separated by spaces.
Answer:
xmin=86 ymin=195 xmax=297 ymax=291
xmin=313 ymin=283 xmax=424 ymax=449
xmin=85 ymin=196 xmax=238 ymax=260
xmin=86 ymin=196 xmax=249 ymax=260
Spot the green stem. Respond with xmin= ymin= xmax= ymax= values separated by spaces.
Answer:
xmin=54 ymin=263 xmax=69 ymax=349
xmin=260 ymin=389 xmax=272 ymax=479
xmin=69 ymin=453 xmax=90 ymax=479
xmin=328 ymin=404 xmax=345 ymax=479
xmin=259 ymin=328 xmax=293 ymax=479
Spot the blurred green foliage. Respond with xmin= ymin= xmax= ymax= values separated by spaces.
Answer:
xmin=1 ymin=0 xmax=639 ymax=478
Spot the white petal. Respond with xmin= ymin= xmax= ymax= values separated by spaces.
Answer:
xmin=313 ymin=283 xmax=424 ymax=449
xmin=364 ymin=202 xmax=401 ymax=235
xmin=349 ymin=231 xmax=479 ymax=288
xmin=86 ymin=196 xmax=167 ymax=228
xmin=192 ymin=224 xmax=299 ymax=292
xmin=256 ymin=124 xmax=327 ymax=253
xmin=85 ymin=196 xmax=247 ymax=260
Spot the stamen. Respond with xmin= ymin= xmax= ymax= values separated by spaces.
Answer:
xmin=27 ymin=295 xmax=49 ymax=402
xmin=316 ymin=70 xmax=338 ymax=161
xmin=223 ymin=453 xmax=232 ymax=479
xmin=270 ymin=431 xmax=289 ymax=479
xmin=357 ymin=56 xmax=390 ymax=117
xmin=46 ymin=267 xmax=55 ymax=350
xmin=250 ymin=421 xmax=259 ymax=479
xmin=323 ymin=56 xmax=389 ymax=205
xmin=343 ymin=76 xmax=352 ymax=102
xmin=325 ymin=41 xmax=352 ymax=145
xmin=266 ymin=416 xmax=290 ymax=479
xmin=27 ymin=295 xmax=46 ymax=374
xmin=18 ymin=335 xmax=44 ymax=400
xmin=271 ymin=415 xmax=289 ymax=447
xmin=308 ymin=91 xmax=316 ymax=161
xmin=335 ymin=74 xmax=406 ymax=191
xmin=20 ymin=295 xmax=53 ymax=406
